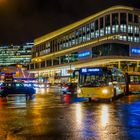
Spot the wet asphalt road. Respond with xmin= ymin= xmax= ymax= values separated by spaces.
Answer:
xmin=0 ymin=87 xmax=140 ymax=140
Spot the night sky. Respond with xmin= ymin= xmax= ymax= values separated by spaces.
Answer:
xmin=0 ymin=0 xmax=140 ymax=44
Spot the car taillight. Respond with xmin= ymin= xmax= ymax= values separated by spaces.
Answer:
xmin=65 ymin=86 xmax=69 ymax=89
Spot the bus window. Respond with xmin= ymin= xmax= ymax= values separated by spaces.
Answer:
xmin=130 ymin=75 xmax=140 ymax=84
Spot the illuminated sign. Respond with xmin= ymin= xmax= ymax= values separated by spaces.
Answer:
xmin=80 ymin=68 xmax=103 ymax=75
xmin=131 ymin=48 xmax=140 ymax=54
xmin=0 ymin=72 xmax=5 ymax=75
xmin=78 ymin=51 xmax=91 ymax=58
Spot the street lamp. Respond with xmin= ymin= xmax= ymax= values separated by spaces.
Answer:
xmin=16 ymin=64 xmax=23 ymax=81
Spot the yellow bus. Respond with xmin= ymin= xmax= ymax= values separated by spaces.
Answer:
xmin=125 ymin=72 xmax=140 ymax=94
xmin=74 ymin=67 xmax=126 ymax=101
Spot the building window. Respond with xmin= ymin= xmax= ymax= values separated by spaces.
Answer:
xmin=95 ymin=20 xmax=98 ymax=30
xmin=35 ymin=63 xmax=39 ymax=69
xmin=105 ymin=15 xmax=110 ymax=35
xmin=119 ymin=35 xmax=127 ymax=41
xmin=134 ymin=15 xmax=138 ymax=23
xmin=86 ymin=24 xmax=91 ymax=41
xmin=41 ymin=61 xmax=45 ymax=68
xmin=46 ymin=60 xmax=52 ymax=66
xmin=100 ymin=28 xmax=104 ymax=36
xmin=69 ymin=52 xmax=78 ymax=62
xmin=128 ymin=13 xmax=133 ymax=22
xmin=30 ymin=64 xmax=34 ymax=69
xmin=53 ymin=57 xmax=59 ymax=66
xmin=128 ymin=25 xmax=133 ymax=33
xmin=92 ymin=43 xmax=129 ymax=57
xmin=134 ymin=37 xmax=139 ymax=42
xmin=112 ymin=13 xmax=119 ymax=25
xmin=90 ymin=22 xmax=95 ymax=39
xmin=60 ymin=55 xmax=68 ymax=64
xmin=100 ymin=17 xmax=104 ymax=36
xmin=105 ymin=26 xmax=111 ymax=34
xmin=134 ymin=26 xmax=139 ymax=34
xmin=128 ymin=36 xmax=133 ymax=42
xmin=100 ymin=17 xmax=104 ymax=28
xmin=112 ymin=13 xmax=119 ymax=33
xmin=120 ymin=13 xmax=126 ymax=24
xmin=90 ymin=22 xmax=95 ymax=31
xmin=105 ymin=15 xmax=110 ymax=26
xmin=112 ymin=25 xmax=119 ymax=33
xmin=120 ymin=25 xmax=126 ymax=32
xmin=95 ymin=30 xmax=99 ymax=38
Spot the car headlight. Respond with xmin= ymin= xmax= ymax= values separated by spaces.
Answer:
xmin=102 ymin=89 xmax=108 ymax=94
xmin=77 ymin=89 xmax=81 ymax=94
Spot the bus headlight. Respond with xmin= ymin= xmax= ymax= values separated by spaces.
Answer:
xmin=77 ymin=89 xmax=81 ymax=94
xmin=102 ymin=89 xmax=108 ymax=94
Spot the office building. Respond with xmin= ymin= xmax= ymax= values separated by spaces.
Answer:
xmin=28 ymin=6 xmax=140 ymax=83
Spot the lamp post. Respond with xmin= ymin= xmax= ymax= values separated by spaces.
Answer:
xmin=34 ymin=58 xmax=41 ymax=84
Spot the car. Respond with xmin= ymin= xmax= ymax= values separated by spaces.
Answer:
xmin=0 ymin=82 xmax=36 ymax=97
xmin=62 ymin=83 xmax=77 ymax=94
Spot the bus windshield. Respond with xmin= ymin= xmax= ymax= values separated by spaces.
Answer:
xmin=81 ymin=74 xmax=111 ymax=87
xmin=77 ymin=67 xmax=112 ymax=87
xmin=74 ymin=67 xmax=125 ymax=87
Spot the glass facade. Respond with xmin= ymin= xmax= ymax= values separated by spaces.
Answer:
xmin=30 ymin=6 xmax=140 ymax=73
xmin=92 ymin=43 xmax=129 ymax=57
xmin=32 ymin=11 xmax=140 ymax=59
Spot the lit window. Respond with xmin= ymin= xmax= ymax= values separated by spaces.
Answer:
xmin=128 ymin=36 xmax=133 ymax=42
xmin=95 ymin=30 xmax=99 ymax=38
xmin=100 ymin=29 xmax=104 ymax=36
xmin=105 ymin=26 xmax=111 ymax=34
xmin=134 ymin=26 xmax=139 ymax=34
xmin=120 ymin=25 xmax=126 ymax=32
xmin=128 ymin=25 xmax=133 ymax=33
xmin=112 ymin=25 xmax=119 ymax=33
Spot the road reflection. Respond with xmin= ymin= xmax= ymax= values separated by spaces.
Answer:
xmin=75 ymin=104 xmax=83 ymax=127
xmin=0 ymin=87 xmax=140 ymax=139
xmin=100 ymin=105 xmax=109 ymax=127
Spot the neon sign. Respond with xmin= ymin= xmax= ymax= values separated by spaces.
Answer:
xmin=131 ymin=48 xmax=140 ymax=54
xmin=80 ymin=68 xmax=102 ymax=75
xmin=78 ymin=51 xmax=91 ymax=58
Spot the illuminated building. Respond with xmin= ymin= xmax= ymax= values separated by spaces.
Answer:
xmin=0 ymin=42 xmax=33 ymax=66
xmin=28 ymin=6 xmax=140 ymax=83
xmin=0 ymin=43 xmax=34 ymax=81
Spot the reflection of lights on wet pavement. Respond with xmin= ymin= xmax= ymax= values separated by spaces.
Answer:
xmin=100 ymin=105 xmax=109 ymax=127
xmin=39 ymin=88 xmax=45 ymax=94
xmin=35 ymin=87 xmax=49 ymax=94
xmin=75 ymin=104 xmax=83 ymax=127
xmin=0 ymin=87 xmax=140 ymax=139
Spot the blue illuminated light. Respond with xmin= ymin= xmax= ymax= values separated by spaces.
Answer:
xmin=131 ymin=48 xmax=140 ymax=54
xmin=0 ymin=72 xmax=5 ymax=75
xmin=81 ymin=68 xmax=87 ymax=73
xmin=80 ymin=68 xmax=102 ymax=75
xmin=78 ymin=51 xmax=91 ymax=58
xmin=11 ymin=72 xmax=16 ymax=75
xmin=88 ymin=68 xmax=100 ymax=72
